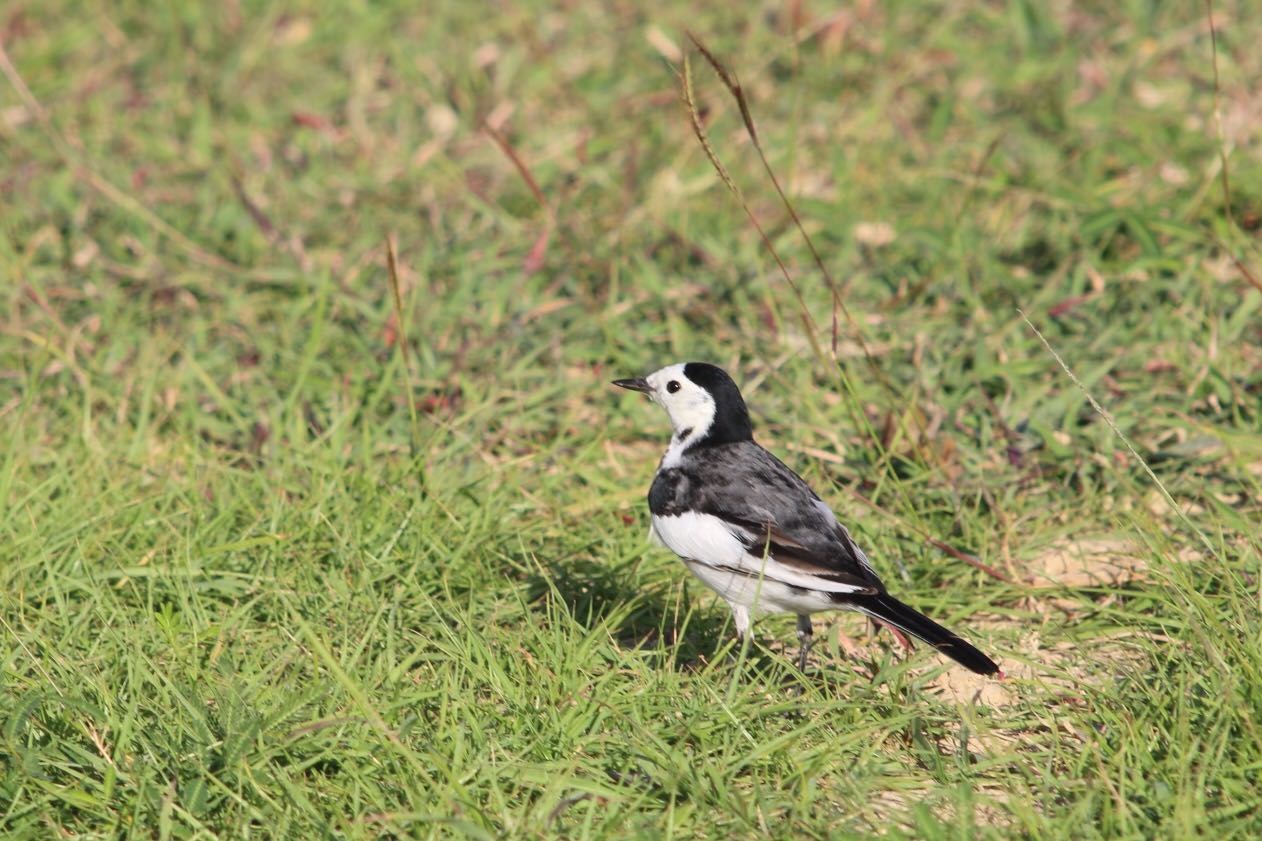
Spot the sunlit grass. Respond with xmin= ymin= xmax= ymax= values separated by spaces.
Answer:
xmin=2 ymin=1 xmax=1261 ymax=837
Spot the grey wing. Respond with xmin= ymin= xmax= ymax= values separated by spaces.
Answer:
xmin=695 ymin=442 xmax=885 ymax=591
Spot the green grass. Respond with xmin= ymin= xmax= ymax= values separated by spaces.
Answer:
xmin=3 ymin=0 xmax=1262 ymax=837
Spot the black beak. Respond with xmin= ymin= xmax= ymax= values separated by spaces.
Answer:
xmin=612 ymin=377 xmax=652 ymax=394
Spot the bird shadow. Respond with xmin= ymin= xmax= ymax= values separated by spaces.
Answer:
xmin=524 ymin=555 xmax=901 ymax=688
xmin=524 ymin=555 xmax=735 ymax=671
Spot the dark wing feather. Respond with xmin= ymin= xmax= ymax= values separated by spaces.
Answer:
xmin=717 ymin=513 xmax=876 ymax=592
xmin=663 ymin=440 xmax=885 ymax=593
xmin=850 ymin=594 xmax=1000 ymax=676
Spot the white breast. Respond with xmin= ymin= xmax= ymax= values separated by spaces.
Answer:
xmin=651 ymin=511 xmax=747 ymax=567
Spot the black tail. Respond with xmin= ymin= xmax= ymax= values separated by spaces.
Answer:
xmin=856 ymin=594 xmax=999 ymax=676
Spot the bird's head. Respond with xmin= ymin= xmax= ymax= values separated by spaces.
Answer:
xmin=612 ymin=362 xmax=752 ymax=446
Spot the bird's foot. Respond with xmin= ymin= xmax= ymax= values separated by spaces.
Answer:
xmin=796 ymin=639 xmax=813 ymax=672
xmin=795 ymin=615 xmax=814 ymax=673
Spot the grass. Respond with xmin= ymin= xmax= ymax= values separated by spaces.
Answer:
xmin=2 ymin=0 xmax=1261 ymax=837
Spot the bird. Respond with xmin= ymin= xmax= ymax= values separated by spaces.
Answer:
xmin=612 ymin=362 xmax=1000 ymax=676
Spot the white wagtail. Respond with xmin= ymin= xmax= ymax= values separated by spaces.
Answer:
xmin=613 ymin=362 xmax=1000 ymax=676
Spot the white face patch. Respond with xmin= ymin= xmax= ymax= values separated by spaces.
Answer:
xmin=643 ymin=363 xmax=716 ymax=466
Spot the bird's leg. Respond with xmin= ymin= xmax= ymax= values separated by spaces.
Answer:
xmin=796 ymin=615 xmax=814 ymax=671
xmin=728 ymin=605 xmax=753 ymax=665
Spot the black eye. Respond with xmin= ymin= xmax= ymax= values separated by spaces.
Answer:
xmin=666 ymin=380 xmax=681 ymax=393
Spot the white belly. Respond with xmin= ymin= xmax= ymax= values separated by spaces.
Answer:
xmin=681 ymin=559 xmax=836 ymax=616
xmin=651 ymin=511 xmax=861 ymax=616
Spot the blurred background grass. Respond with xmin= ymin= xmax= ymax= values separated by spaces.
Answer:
xmin=2 ymin=1 xmax=1261 ymax=837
